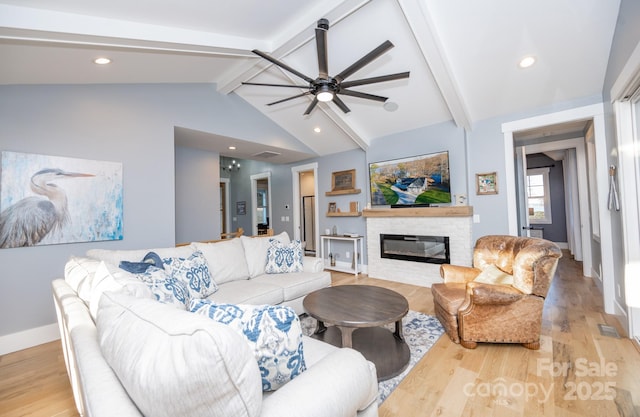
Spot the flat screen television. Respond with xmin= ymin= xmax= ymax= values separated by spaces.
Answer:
xmin=368 ymin=151 xmax=451 ymax=207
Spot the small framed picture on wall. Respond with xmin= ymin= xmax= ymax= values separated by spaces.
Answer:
xmin=236 ymin=201 xmax=247 ymax=215
xmin=476 ymin=172 xmax=498 ymax=195
xmin=328 ymin=202 xmax=337 ymax=213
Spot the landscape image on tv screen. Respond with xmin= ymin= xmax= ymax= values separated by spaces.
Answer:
xmin=369 ymin=151 xmax=451 ymax=206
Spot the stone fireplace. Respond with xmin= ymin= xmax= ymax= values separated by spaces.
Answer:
xmin=363 ymin=207 xmax=473 ymax=287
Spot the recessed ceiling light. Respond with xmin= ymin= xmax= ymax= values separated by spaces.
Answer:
xmin=313 ymin=127 xmax=321 ymax=133
xmin=228 ymin=146 xmax=236 ymax=150
xmin=93 ymin=57 xmax=111 ymax=65
xmin=518 ymin=56 xmax=536 ymax=68
xmin=383 ymin=101 xmax=399 ymax=112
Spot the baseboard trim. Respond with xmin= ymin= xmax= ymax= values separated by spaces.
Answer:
xmin=0 ymin=323 xmax=60 ymax=356
xmin=554 ymin=242 xmax=569 ymax=249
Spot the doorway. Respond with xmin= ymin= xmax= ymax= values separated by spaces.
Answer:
xmin=250 ymin=172 xmax=272 ymax=236
xmin=292 ymin=163 xmax=319 ymax=257
xmin=502 ymin=103 xmax=615 ymax=315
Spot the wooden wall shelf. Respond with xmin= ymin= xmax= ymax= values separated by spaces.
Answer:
xmin=326 ymin=211 xmax=362 ymax=217
xmin=325 ymin=188 xmax=361 ymax=196
xmin=362 ymin=206 xmax=473 ymax=218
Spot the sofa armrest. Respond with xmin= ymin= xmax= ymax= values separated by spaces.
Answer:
xmin=260 ymin=348 xmax=378 ymax=417
xmin=303 ymin=256 xmax=324 ymax=273
xmin=440 ymin=264 xmax=481 ymax=283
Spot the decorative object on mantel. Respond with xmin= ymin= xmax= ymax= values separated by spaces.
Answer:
xmin=0 ymin=151 xmax=123 ymax=248
xmin=328 ymin=201 xmax=337 ymax=213
xmin=454 ymin=194 xmax=467 ymax=206
xmin=476 ymin=172 xmax=498 ymax=195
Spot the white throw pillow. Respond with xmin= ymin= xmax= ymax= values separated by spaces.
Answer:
xmin=97 ymin=291 xmax=262 ymax=417
xmin=473 ymin=264 xmax=514 ymax=286
xmin=189 ymin=299 xmax=306 ymax=391
xmin=191 ymin=239 xmax=250 ymax=284
xmin=265 ymin=239 xmax=304 ymax=274
xmin=64 ymin=256 xmax=102 ymax=303
xmin=240 ymin=232 xmax=290 ymax=278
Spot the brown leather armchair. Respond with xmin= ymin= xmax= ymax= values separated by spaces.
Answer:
xmin=431 ymin=235 xmax=562 ymax=350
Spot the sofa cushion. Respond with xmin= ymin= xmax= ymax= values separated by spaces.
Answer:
xmin=97 ymin=291 xmax=262 ymax=417
xmin=204 ymin=280 xmax=283 ymax=306
xmin=191 ymin=239 xmax=250 ymax=284
xmin=136 ymin=266 xmax=190 ymax=309
xmin=162 ymin=250 xmax=217 ymax=298
xmin=240 ymin=232 xmax=290 ymax=278
xmin=189 ymin=300 xmax=306 ymax=392
xmin=86 ymin=246 xmax=195 ymax=268
xmin=473 ymin=264 xmax=514 ymax=286
xmin=252 ymin=271 xmax=331 ymax=302
xmin=64 ymin=256 xmax=102 ymax=303
xmin=86 ymin=261 xmax=154 ymax=320
xmin=265 ymin=239 xmax=303 ymax=274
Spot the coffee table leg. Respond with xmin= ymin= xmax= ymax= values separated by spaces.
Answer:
xmin=337 ymin=326 xmax=355 ymax=348
xmin=394 ymin=320 xmax=404 ymax=341
xmin=315 ymin=320 xmax=327 ymax=334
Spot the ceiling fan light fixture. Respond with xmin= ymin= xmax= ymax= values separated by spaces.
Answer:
xmin=316 ymin=85 xmax=334 ymax=102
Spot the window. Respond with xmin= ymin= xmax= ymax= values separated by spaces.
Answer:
xmin=527 ymin=167 xmax=552 ymax=224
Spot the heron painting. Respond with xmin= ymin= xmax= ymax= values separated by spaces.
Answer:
xmin=0 ymin=151 xmax=123 ymax=249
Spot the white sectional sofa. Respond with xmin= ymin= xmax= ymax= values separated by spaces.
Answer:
xmin=52 ymin=232 xmax=379 ymax=417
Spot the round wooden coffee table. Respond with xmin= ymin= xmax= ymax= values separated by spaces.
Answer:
xmin=303 ymin=285 xmax=410 ymax=381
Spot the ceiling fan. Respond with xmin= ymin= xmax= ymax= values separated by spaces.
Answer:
xmin=242 ymin=18 xmax=410 ymax=115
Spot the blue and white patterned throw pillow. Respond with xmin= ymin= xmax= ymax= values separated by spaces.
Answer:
xmin=264 ymin=239 xmax=303 ymax=274
xmin=136 ymin=266 xmax=190 ymax=309
xmin=163 ymin=251 xmax=217 ymax=298
xmin=189 ymin=300 xmax=306 ymax=391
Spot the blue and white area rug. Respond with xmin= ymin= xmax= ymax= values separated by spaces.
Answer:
xmin=301 ymin=310 xmax=445 ymax=404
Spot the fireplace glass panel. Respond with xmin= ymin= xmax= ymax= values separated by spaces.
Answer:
xmin=380 ymin=234 xmax=450 ymax=264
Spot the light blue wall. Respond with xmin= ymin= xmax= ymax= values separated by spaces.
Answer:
xmin=175 ymin=146 xmax=220 ymax=244
xmin=0 ymin=83 xmax=305 ymax=337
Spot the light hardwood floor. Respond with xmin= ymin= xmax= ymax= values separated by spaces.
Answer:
xmin=1 ymin=253 xmax=639 ymax=416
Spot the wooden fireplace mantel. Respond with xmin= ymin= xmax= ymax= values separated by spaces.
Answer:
xmin=362 ymin=206 xmax=473 ymax=218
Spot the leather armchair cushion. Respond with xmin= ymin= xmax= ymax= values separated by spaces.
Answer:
xmin=431 ymin=283 xmax=466 ymax=315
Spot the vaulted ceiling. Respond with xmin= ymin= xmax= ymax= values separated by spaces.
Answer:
xmin=0 ymin=0 xmax=621 ymax=162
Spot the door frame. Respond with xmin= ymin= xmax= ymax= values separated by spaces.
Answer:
xmin=291 ymin=162 xmax=319 ymax=256
xmin=220 ymin=178 xmax=231 ymax=236
xmin=502 ymin=103 xmax=615 ymax=314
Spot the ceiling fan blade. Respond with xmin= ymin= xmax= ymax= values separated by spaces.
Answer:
xmin=334 ymin=40 xmax=394 ymax=83
xmin=267 ymin=92 xmax=312 ymax=106
xmin=303 ymin=97 xmax=319 ymax=115
xmin=332 ymin=95 xmax=351 ymax=113
xmin=242 ymin=82 xmax=310 ymax=88
xmin=340 ymin=71 xmax=410 ymax=89
xmin=252 ymin=49 xmax=315 ymax=84
xmin=316 ymin=19 xmax=329 ymax=79
xmin=338 ymin=89 xmax=388 ymax=102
